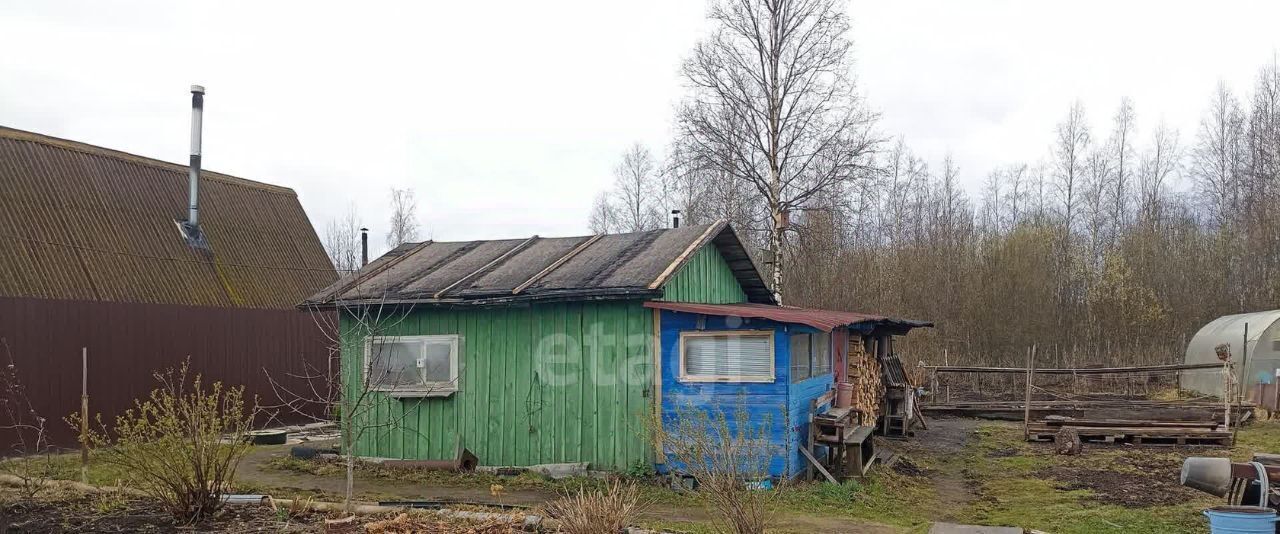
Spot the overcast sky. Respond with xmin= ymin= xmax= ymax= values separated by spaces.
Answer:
xmin=4 ymin=1 xmax=1280 ymax=257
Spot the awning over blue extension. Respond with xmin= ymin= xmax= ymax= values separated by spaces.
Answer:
xmin=643 ymin=301 xmax=932 ymax=333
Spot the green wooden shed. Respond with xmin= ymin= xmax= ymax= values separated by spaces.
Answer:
xmin=303 ymin=221 xmax=773 ymax=471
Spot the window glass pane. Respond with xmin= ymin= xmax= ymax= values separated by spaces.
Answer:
xmin=369 ymin=340 xmax=425 ymax=387
xmin=422 ymin=340 xmax=453 ymax=383
xmin=790 ymin=333 xmax=810 ymax=382
xmin=812 ymin=332 xmax=831 ymax=375
xmin=684 ymin=334 xmax=772 ymax=380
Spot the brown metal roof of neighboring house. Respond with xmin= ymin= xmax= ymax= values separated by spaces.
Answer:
xmin=0 ymin=126 xmax=337 ymax=309
xmin=642 ymin=301 xmax=933 ymax=332
xmin=305 ymin=221 xmax=775 ymax=307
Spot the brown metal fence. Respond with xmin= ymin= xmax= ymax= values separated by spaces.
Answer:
xmin=0 ymin=296 xmax=334 ymax=449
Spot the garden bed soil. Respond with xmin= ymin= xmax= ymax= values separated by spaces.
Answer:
xmin=1038 ymin=449 xmax=1218 ymax=507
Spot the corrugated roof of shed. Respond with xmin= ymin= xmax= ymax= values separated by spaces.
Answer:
xmin=642 ymin=301 xmax=933 ymax=332
xmin=0 ymin=126 xmax=337 ymax=309
xmin=306 ymin=221 xmax=774 ymax=307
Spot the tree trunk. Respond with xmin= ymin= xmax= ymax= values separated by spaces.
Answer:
xmin=344 ymin=430 xmax=355 ymax=513
xmin=771 ymin=206 xmax=784 ymax=305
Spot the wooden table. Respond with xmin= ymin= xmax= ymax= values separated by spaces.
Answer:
xmin=808 ymin=405 xmax=876 ymax=480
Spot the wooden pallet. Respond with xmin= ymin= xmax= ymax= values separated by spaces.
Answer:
xmin=1027 ymin=423 xmax=1233 ymax=446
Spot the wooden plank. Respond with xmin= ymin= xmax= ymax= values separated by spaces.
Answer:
xmin=1023 ymin=346 xmax=1035 ymax=440
xmin=1041 ymin=417 xmax=1221 ymax=429
xmin=799 ymin=445 xmax=838 ymax=484
xmin=647 ymin=221 xmax=725 ymax=290
xmin=512 ymin=234 xmax=603 ymax=295
xmin=324 ymin=240 xmax=433 ymax=301
xmin=924 ymin=362 xmax=1225 ymax=375
xmin=651 ymin=306 xmax=664 ymax=465
xmin=435 ymin=236 xmax=539 ymax=299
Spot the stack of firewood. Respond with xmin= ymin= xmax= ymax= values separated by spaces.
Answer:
xmin=847 ymin=337 xmax=883 ymax=423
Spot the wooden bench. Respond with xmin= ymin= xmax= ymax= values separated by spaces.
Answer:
xmin=805 ymin=398 xmax=877 ymax=481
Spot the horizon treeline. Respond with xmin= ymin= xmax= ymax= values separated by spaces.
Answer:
xmin=590 ymin=59 xmax=1280 ymax=369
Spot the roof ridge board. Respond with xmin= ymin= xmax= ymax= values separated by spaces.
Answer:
xmin=327 ymin=240 xmax=434 ymax=302
xmin=432 ymin=235 xmax=539 ymax=299
xmin=382 ymin=240 xmax=485 ymax=295
xmin=647 ymin=220 xmax=727 ymax=290
xmin=0 ymin=126 xmax=297 ymax=196
xmin=511 ymin=234 xmax=601 ymax=295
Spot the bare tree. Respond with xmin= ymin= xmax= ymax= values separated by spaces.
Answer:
xmin=1136 ymin=123 xmax=1180 ymax=226
xmin=612 ymin=143 xmax=663 ymax=232
xmin=677 ymin=0 xmax=879 ymax=303
xmin=386 ymin=188 xmax=421 ymax=248
xmin=1052 ymin=101 xmax=1091 ymax=236
xmin=1192 ymin=83 xmax=1247 ymax=229
xmin=1108 ymin=98 xmax=1136 ymax=240
xmin=266 ymin=301 xmax=454 ymax=513
xmin=0 ymin=339 xmax=54 ymax=500
xmin=588 ymin=192 xmax=618 ymax=234
xmin=323 ymin=204 xmax=363 ymax=273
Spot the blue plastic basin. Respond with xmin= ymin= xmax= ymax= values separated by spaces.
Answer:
xmin=1205 ymin=506 xmax=1278 ymax=534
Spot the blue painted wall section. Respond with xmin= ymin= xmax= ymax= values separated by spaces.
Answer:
xmin=658 ymin=310 xmax=834 ymax=479
xmin=787 ymin=327 xmax=835 ymax=476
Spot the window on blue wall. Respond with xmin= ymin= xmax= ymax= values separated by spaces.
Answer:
xmin=679 ymin=331 xmax=774 ymax=382
xmin=790 ymin=331 xmax=832 ymax=382
xmin=790 ymin=334 xmax=811 ymax=381
xmin=365 ymin=335 xmax=459 ymax=397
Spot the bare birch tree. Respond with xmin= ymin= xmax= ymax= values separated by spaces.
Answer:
xmin=612 ymin=143 xmax=663 ymax=232
xmin=677 ymin=0 xmax=879 ymax=303
xmin=588 ymin=192 xmax=618 ymax=234
xmin=323 ymin=204 xmax=363 ymax=273
xmin=1053 ymin=102 xmax=1091 ymax=236
xmin=386 ymin=188 xmax=421 ymax=248
xmin=1192 ymin=83 xmax=1247 ymax=229
xmin=1136 ymin=123 xmax=1179 ymax=226
xmin=1108 ymin=98 xmax=1136 ymax=241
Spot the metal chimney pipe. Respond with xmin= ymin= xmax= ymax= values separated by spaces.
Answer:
xmin=360 ymin=228 xmax=369 ymax=267
xmin=187 ymin=85 xmax=205 ymax=226
xmin=670 ymin=209 xmax=681 ymax=229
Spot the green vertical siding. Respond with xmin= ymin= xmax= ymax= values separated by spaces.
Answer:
xmin=659 ymin=245 xmax=748 ymax=304
xmin=341 ymin=300 xmax=653 ymax=471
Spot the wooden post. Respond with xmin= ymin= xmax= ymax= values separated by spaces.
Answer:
xmin=1022 ymin=345 xmax=1036 ymax=441
xmin=943 ymin=348 xmax=951 ymax=404
xmin=1239 ymin=323 xmax=1249 ymax=436
xmin=80 ymin=347 xmax=89 ymax=484
xmin=1223 ymin=349 xmax=1232 ymax=429
xmin=651 ymin=308 xmax=664 ymax=465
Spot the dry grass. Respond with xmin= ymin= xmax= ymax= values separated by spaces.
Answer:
xmin=655 ymin=401 xmax=782 ymax=534
xmin=544 ymin=479 xmax=648 ymax=534
xmin=363 ymin=512 xmax=519 ymax=534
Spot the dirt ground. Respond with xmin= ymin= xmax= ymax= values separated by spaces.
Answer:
xmin=888 ymin=417 xmax=982 ymax=521
xmin=238 ymin=443 xmax=561 ymax=506
xmin=236 ymin=442 xmax=899 ymax=534
xmin=0 ymin=488 xmax=528 ymax=534
xmin=23 ymin=416 xmax=1267 ymax=532
xmin=1038 ymin=447 xmax=1221 ymax=507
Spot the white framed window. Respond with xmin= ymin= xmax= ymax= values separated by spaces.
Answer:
xmin=364 ymin=335 xmax=459 ymax=397
xmin=679 ymin=330 xmax=775 ymax=383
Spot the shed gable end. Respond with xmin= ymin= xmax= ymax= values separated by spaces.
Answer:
xmin=659 ymin=245 xmax=748 ymax=304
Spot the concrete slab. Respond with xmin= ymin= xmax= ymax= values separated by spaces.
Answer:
xmin=928 ymin=522 xmax=1023 ymax=534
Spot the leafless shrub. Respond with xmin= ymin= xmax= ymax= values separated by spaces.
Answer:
xmin=75 ymin=361 xmax=255 ymax=522
xmin=654 ymin=400 xmax=782 ymax=534
xmin=544 ymin=479 xmax=648 ymax=534
xmin=0 ymin=338 xmax=56 ymax=500
xmin=265 ymin=302 xmax=455 ymax=513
